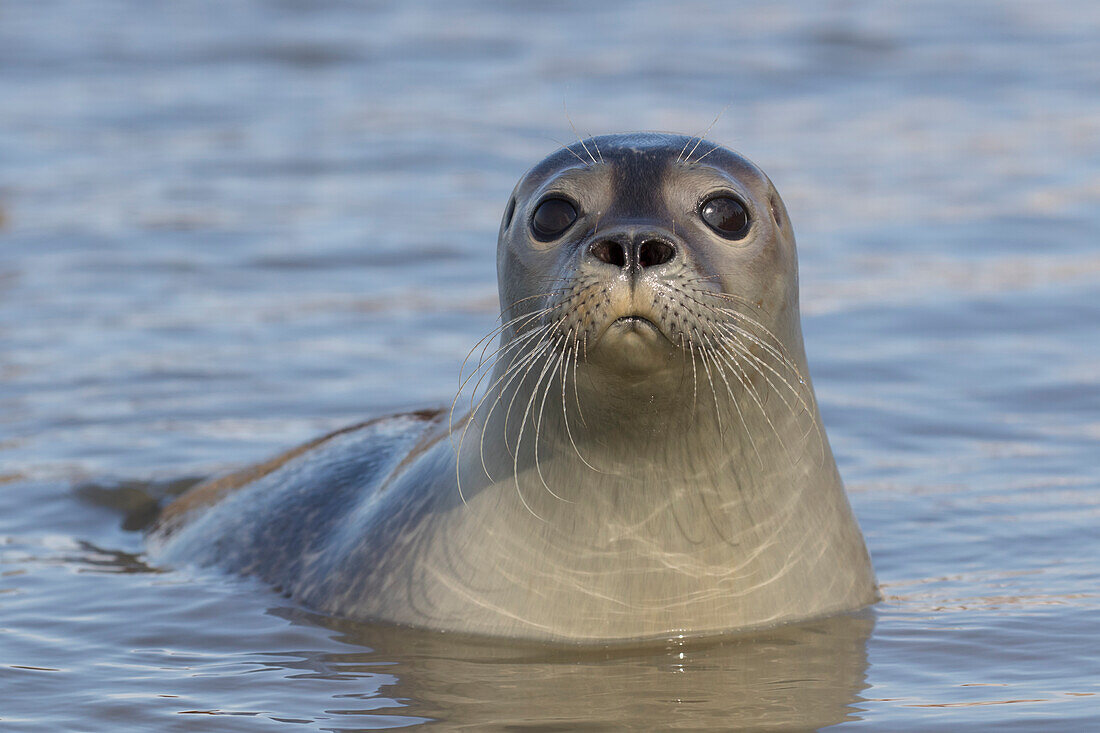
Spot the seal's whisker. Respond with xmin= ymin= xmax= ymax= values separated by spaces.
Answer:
xmin=686 ymin=295 xmax=819 ymax=429
xmin=462 ymin=321 xmax=556 ymax=419
xmin=717 ymin=332 xmax=810 ymax=420
xmin=457 ymin=296 xmax=568 ymax=392
xmin=707 ymin=334 xmax=793 ymax=462
xmin=682 ymin=280 xmax=763 ymax=309
xmin=463 ymin=322 xmax=556 ymax=458
xmin=684 ymin=135 xmax=708 ymax=166
xmin=460 ymin=306 xmax=545 ymax=374
xmin=680 ymin=289 xmax=802 ymax=382
xmin=724 ymin=334 xmax=827 ymax=463
xmin=692 ymin=328 xmax=725 ymax=438
xmin=530 ymin=335 xmax=574 ymax=501
xmin=524 ymin=335 xmax=565 ymax=469
xmin=682 ymin=331 xmax=700 ymax=420
xmin=549 ymin=135 xmax=592 ymax=168
xmin=494 ymin=312 xmax=573 ymax=453
xmin=467 ymin=313 xmax=556 ymax=383
xmin=479 ymin=342 xmax=551 ymax=470
xmin=456 ymin=306 xmax=555 ymax=406
xmin=458 ymin=294 xmax=575 ymax=400
xmin=710 ymin=303 xmax=793 ymax=354
xmin=457 ymin=331 xmax=551 ymax=483
xmin=473 ymin=349 xmax=543 ymax=479
xmin=691 ymin=143 xmax=722 ymax=165
xmin=589 ymin=135 xmax=603 ymax=164
xmin=678 ymin=285 xmax=802 ymax=377
xmin=509 ymin=336 xmax=568 ymax=519
xmin=563 ymin=101 xmax=597 ymax=167
xmin=570 ymin=327 xmax=587 ymax=428
xmin=681 ymin=281 xmax=765 ymax=313
xmin=718 ymin=327 xmax=819 ymax=423
xmin=699 ymin=330 xmax=764 ymax=466
xmin=676 ymin=135 xmax=694 ymax=164
xmin=502 ymin=288 xmax=575 ymax=312
xmin=559 ymin=334 xmax=602 ymax=473
xmin=716 ymin=319 xmax=808 ymax=398
xmin=496 ymin=337 xmax=558 ymax=457
xmin=681 ymin=102 xmax=731 ymax=165
xmin=696 ymin=308 xmax=826 ymax=462
xmin=510 ymin=421 xmax=548 ymax=522
xmin=676 ymin=332 xmax=698 ymax=432
xmin=684 ymin=280 xmax=771 ymax=313
xmin=722 ymin=321 xmax=802 ymax=381
xmin=454 ymin=447 xmax=469 ymax=506
xmin=471 ymin=320 xmax=548 ymax=382
xmin=690 ymin=293 xmax=801 ymax=370
xmin=454 ymin=328 xmax=528 ymax=458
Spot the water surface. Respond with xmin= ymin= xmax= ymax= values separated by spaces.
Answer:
xmin=2 ymin=0 xmax=1099 ymax=729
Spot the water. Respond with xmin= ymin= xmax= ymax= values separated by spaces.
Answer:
xmin=2 ymin=0 xmax=1098 ymax=729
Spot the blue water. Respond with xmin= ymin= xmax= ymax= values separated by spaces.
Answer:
xmin=2 ymin=1 xmax=1099 ymax=729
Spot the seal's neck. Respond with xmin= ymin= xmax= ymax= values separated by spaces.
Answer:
xmin=433 ymin=336 xmax=875 ymax=641
xmin=457 ymin=343 xmax=833 ymax=519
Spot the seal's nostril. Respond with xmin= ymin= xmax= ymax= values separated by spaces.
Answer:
xmin=638 ymin=240 xmax=675 ymax=268
xmin=590 ymin=240 xmax=626 ymax=268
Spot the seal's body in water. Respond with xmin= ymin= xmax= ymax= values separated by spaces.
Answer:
xmin=150 ymin=133 xmax=878 ymax=642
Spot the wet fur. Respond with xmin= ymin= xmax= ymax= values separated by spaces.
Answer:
xmin=149 ymin=134 xmax=878 ymax=642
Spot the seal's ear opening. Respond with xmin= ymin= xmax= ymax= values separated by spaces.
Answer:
xmin=769 ymin=194 xmax=784 ymax=229
xmin=503 ymin=197 xmax=517 ymax=229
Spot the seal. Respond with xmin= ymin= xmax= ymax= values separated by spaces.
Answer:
xmin=149 ymin=133 xmax=878 ymax=642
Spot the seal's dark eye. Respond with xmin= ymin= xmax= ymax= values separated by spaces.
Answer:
xmin=700 ymin=196 xmax=750 ymax=239
xmin=531 ymin=198 xmax=577 ymax=240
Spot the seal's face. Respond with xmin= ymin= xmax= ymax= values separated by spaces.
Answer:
xmin=497 ymin=133 xmax=799 ymax=387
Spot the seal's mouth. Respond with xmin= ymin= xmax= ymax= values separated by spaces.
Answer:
xmin=613 ymin=315 xmax=657 ymax=330
xmin=606 ymin=314 xmax=667 ymax=342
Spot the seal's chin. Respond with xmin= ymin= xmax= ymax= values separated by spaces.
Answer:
xmin=591 ymin=314 xmax=676 ymax=374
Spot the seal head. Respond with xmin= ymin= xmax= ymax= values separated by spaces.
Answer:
xmin=481 ymin=133 xmax=810 ymax=476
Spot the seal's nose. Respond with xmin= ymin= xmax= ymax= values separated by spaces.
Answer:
xmin=637 ymin=239 xmax=675 ymax=268
xmin=588 ymin=232 xmax=677 ymax=271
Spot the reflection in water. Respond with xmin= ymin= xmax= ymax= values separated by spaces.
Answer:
xmin=273 ymin=608 xmax=874 ymax=730
xmin=60 ymin=476 xmax=875 ymax=729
